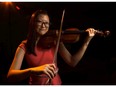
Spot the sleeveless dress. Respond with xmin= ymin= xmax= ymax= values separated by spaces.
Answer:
xmin=19 ymin=40 xmax=62 ymax=85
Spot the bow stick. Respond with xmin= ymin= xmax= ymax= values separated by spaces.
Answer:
xmin=53 ymin=9 xmax=65 ymax=64
xmin=46 ymin=9 xmax=65 ymax=85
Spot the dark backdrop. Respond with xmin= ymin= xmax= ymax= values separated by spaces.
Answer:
xmin=0 ymin=2 xmax=116 ymax=85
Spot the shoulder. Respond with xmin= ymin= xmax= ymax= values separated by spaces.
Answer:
xmin=21 ymin=40 xmax=27 ymax=44
xmin=19 ymin=40 xmax=27 ymax=46
xmin=18 ymin=40 xmax=27 ymax=51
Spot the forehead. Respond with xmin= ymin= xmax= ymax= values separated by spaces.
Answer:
xmin=36 ymin=14 xmax=49 ymax=21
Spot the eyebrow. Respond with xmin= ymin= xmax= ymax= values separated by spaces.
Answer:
xmin=36 ymin=20 xmax=49 ymax=22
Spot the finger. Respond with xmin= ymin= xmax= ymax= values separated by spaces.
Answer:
xmin=46 ymin=64 xmax=57 ymax=78
xmin=47 ymin=67 xmax=55 ymax=78
xmin=44 ymin=67 xmax=52 ymax=79
xmin=86 ymin=29 xmax=95 ymax=37
xmin=49 ymin=63 xmax=56 ymax=70
xmin=55 ymin=68 xmax=58 ymax=74
xmin=45 ymin=64 xmax=56 ymax=78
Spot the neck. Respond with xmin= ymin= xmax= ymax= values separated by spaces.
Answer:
xmin=35 ymin=37 xmax=40 ymax=46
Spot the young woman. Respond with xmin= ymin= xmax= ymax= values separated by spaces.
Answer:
xmin=7 ymin=10 xmax=96 ymax=85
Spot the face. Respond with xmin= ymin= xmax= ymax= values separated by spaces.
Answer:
xmin=35 ymin=14 xmax=50 ymax=35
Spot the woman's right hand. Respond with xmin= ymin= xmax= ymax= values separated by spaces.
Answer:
xmin=30 ymin=63 xmax=56 ymax=79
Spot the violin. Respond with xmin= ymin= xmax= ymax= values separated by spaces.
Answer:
xmin=39 ymin=28 xmax=110 ymax=48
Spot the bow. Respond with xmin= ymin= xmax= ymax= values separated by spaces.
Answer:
xmin=46 ymin=9 xmax=65 ymax=85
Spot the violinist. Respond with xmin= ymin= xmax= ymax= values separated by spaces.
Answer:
xmin=7 ymin=9 xmax=96 ymax=85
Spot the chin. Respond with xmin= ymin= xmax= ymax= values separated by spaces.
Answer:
xmin=39 ymin=31 xmax=48 ymax=35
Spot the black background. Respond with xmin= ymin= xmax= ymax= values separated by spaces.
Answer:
xmin=0 ymin=2 xmax=116 ymax=85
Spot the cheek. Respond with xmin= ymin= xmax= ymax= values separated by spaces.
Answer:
xmin=35 ymin=27 xmax=40 ymax=33
xmin=35 ymin=24 xmax=41 ymax=29
xmin=35 ymin=24 xmax=42 ymax=32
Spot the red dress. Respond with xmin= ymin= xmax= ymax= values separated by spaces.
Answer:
xmin=19 ymin=40 xmax=62 ymax=85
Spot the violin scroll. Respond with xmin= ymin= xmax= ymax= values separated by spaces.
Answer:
xmin=95 ymin=30 xmax=110 ymax=37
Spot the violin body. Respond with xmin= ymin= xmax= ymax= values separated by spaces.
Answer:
xmin=38 ymin=28 xmax=80 ymax=48
xmin=61 ymin=28 xmax=80 ymax=43
xmin=39 ymin=28 xmax=110 ymax=48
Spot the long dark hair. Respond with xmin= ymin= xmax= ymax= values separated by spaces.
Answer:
xmin=25 ymin=10 xmax=49 ymax=56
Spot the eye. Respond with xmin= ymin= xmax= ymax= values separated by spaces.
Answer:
xmin=36 ymin=20 xmax=42 ymax=23
xmin=36 ymin=20 xmax=50 ymax=27
xmin=44 ymin=22 xmax=50 ymax=25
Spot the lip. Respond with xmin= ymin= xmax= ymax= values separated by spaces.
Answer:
xmin=39 ymin=28 xmax=46 ymax=31
xmin=41 ymin=28 xmax=46 ymax=30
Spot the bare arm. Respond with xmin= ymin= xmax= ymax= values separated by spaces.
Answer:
xmin=7 ymin=47 xmax=56 ymax=82
xmin=59 ymin=28 xmax=96 ymax=67
xmin=7 ymin=47 xmax=31 ymax=82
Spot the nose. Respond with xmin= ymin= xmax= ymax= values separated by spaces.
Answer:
xmin=41 ymin=23 xmax=46 ymax=27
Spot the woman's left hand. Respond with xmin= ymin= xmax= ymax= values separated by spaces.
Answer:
xmin=84 ymin=28 xmax=97 ymax=42
xmin=86 ymin=28 xmax=96 ymax=37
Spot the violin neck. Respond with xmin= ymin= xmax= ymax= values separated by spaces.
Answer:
xmin=62 ymin=30 xmax=86 ymax=34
